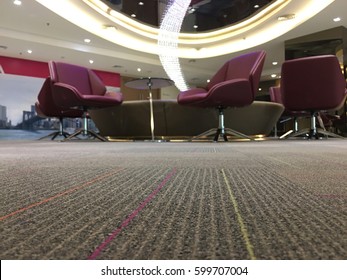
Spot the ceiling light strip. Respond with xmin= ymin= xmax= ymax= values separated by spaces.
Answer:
xmin=84 ymin=0 xmax=158 ymax=39
xmin=36 ymin=0 xmax=336 ymax=59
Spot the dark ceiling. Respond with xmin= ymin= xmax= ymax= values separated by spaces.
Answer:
xmin=102 ymin=0 xmax=275 ymax=32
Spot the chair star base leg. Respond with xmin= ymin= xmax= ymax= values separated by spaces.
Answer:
xmin=281 ymin=128 xmax=344 ymax=140
xmin=224 ymin=128 xmax=253 ymax=140
xmin=62 ymin=129 xmax=107 ymax=142
xmin=191 ymin=128 xmax=253 ymax=142
xmin=38 ymin=131 xmax=70 ymax=140
xmin=312 ymin=129 xmax=345 ymax=139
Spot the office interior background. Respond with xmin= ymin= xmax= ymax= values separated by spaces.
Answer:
xmin=0 ymin=0 xmax=346 ymax=261
xmin=0 ymin=0 xmax=347 ymax=133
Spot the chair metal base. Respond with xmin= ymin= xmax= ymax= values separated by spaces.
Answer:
xmin=38 ymin=118 xmax=70 ymax=140
xmin=62 ymin=129 xmax=107 ymax=142
xmin=61 ymin=112 xmax=107 ymax=142
xmin=192 ymin=107 xmax=253 ymax=142
xmin=192 ymin=127 xmax=253 ymax=142
xmin=39 ymin=130 xmax=70 ymax=140
xmin=281 ymin=112 xmax=345 ymax=140
xmin=283 ymin=128 xmax=344 ymax=139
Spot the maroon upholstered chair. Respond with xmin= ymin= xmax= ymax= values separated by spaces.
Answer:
xmin=269 ymin=86 xmax=310 ymax=139
xmin=49 ymin=61 xmax=123 ymax=141
xmin=281 ymin=55 xmax=346 ymax=139
xmin=177 ymin=50 xmax=266 ymax=141
xmin=35 ymin=77 xmax=83 ymax=140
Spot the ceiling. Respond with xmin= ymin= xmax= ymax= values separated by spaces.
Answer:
xmin=0 ymin=0 xmax=346 ymax=88
xmin=100 ymin=0 xmax=275 ymax=32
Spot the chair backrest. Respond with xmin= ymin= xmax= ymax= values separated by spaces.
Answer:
xmin=281 ymin=55 xmax=346 ymax=111
xmin=36 ymin=77 xmax=61 ymax=116
xmin=48 ymin=61 xmax=106 ymax=96
xmin=207 ymin=50 xmax=266 ymax=98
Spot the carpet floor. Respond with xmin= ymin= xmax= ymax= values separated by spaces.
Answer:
xmin=0 ymin=138 xmax=346 ymax=260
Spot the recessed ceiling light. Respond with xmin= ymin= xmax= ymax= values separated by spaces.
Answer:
xmin=258 ymin=88 xmax=262 ymax=91
xmin=333 ymin=17 xmax=341 ymax=22
xmin=27 ymin=50 xmax=32 ymax=54
xmin=89 ymin=60 xmax=94 ymax=64
xmin=138 ymin=2 xmax=144 ymax=5
xmin=193 ymin=25 xmax=198 ymax=29
xmin=254 ymin=5 xmax=260 ymax=9
xmin=272 ymin=61 xmax=278 ymax=65
xmin=137 ymin=68 xmax=141 ymax=72
xmin=13 ymin=0 xmax=22 ymax=6
xmin=271 ymin=74 xmax=277 ymax=78
xmin=131 ymin=14 xmax=136 ymax=18
xmin=84 ymin=39 xmax=91 ymax=43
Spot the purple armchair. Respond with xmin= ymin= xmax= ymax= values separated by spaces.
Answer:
xmin=49 ymin=61 xmax=123 ymax=141
xmin=35 ymin=77 xmax=83 ymax=140
xmin=281 ymin=55 xmax=346 ymax=139
xmin=177 ymin=50 xmax=266 ymax=141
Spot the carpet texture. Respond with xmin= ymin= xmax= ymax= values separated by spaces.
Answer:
xmin=0 ymin=139 xmax=346 ymax=260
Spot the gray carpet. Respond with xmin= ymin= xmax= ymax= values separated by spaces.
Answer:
xmin=0 ymin=139 xmax=346 ymax=260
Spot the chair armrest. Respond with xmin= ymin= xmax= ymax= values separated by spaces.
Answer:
xmin=52 ymin=82 xmax=84 ymax=108
xmin=207 ymin=78 xmax=254 ymax=107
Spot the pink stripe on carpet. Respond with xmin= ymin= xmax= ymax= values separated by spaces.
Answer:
xmin=87 ymin=168 xmax=177 ymax=260
xmin=0 ymin=168 xmax=123 ymax=222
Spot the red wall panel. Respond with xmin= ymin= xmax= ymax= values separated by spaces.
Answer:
xmin=93 ymin=69 xmax=121 ymax=88
xmin=0 ymin=56 xmax=120 ymax=87
xmin=0 ymin=56 xmax=49 ymax=78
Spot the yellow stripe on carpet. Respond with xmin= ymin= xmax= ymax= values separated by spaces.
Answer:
xmin=222 ymin=168 xmax=256 ymax=260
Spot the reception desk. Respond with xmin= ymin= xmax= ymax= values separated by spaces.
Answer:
xmin=88 ymin=100 xmax=284 ymax=140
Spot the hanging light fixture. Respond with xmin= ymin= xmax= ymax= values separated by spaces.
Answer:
xmin=157 ymin=0 xmax=191 ymax=91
